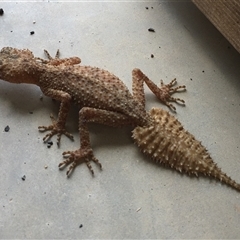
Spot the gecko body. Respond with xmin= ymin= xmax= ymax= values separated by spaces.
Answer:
xmin=0 ymin=47 xmax=240 ymax=192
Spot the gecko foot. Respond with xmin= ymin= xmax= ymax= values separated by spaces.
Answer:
xmin=158 ymin=78 xmax=186 ymax=112
xmin=38 ymin=114 xmax=74 ymax=146
xmin=59 ymin=148 xmax=102 ymax=177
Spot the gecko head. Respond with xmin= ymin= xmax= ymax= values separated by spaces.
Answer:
xmin=0 ymin=47 xmax=37 ymax=84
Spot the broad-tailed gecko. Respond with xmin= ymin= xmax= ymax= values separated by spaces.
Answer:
xmin=0 ymin=47 xmax=239 ymax=192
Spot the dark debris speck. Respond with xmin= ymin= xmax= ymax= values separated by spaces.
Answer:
xmin=4 ymin=125 xmax=10 ymax=132
xmin=30 ymin=31 xmax=35 ymax=35
xmin=47 ymin=141 xmax=53 ymax=148
xmin=22 ymin=175 xmax=26 ymax=181
xmin=79 ymin=224 xmax=83 ymax=228
xmin=148 ymin=28 xmax=155 ymax=32
xmin=151 ymin=54 xmax=154 ymax=58
xmin=0 ymin=8 xmax=4 ymax=16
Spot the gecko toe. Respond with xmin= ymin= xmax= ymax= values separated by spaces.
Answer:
xmin=39 ymin=122 xmax=74 ymax=145
xmin=156 ymin=78 xmax=187 ymax=112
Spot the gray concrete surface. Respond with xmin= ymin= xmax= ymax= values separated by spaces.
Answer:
xmin=1 ymin=1 xmax=240 ymax=238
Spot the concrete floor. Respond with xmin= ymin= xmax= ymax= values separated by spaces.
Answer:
xmin=1 ymin=1 xmax=240 ymax=238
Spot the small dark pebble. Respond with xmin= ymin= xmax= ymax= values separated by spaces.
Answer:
xmin=145 ymin=7 xmax=148 ymax=9
xmin=151 ymin=54 xmax=154 ymax=58
xmin=4 ymin=125 xmax=10 ymax=132
xmin=202 ymin=70 xmax=205 ymax=73
xmin=148 ymin=28 xmax=155 ymax=32
xmin=22 ymin=175 xmax=26 ymax=181
xmin=29 ymin=111 xmax=33 ymax=114
xmin=79 ymin=224 xmax=83 ymax=228
xmin=0 ymin=8 xmax=4 ymax=16
xmin=190 ymin=78 xmax=192 ymax=81
xmin=47 ymin=141 xmax=53 ymax=148
xmin=30 ymin=31 xmax=35 ymax=35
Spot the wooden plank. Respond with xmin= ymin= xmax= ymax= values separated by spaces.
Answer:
xmin=192 ymin=0 xmax=240 ymax=53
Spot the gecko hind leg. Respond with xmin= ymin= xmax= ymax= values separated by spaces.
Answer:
xmin=59 ymin=107 xmax=133 ymax=177
xmin=132 ymin=68 xmax=186 ymax=112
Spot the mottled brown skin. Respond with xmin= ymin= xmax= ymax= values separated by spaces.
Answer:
xmin=0 ymin=47 xmax=185 ymax=176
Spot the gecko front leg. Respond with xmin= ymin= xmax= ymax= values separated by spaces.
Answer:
xmin=38 ymin=89 xmax=74 ymax=145
xmin=35 ymin=49 xmax=81 ymax=66
xmin=59 ymin=107 xmax=134 ymax=176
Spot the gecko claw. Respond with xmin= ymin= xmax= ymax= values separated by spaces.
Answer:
xmin=59 ymin=149 xmax=102 ymax=177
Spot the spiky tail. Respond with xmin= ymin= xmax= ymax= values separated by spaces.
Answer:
xmin=132 ymin=108 xmax=240 ymax=192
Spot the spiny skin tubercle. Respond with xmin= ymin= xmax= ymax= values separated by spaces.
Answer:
xmin=132 ymin=108 xmax=240 ymax=191
xmin=0 ymin=47 xmax=239 ymax=192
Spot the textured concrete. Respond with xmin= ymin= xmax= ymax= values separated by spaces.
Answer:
xmin=0 ymin=1 xmax=240 ymax=238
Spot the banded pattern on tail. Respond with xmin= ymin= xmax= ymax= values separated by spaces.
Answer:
xmin=132 ymin=108 xmax=240 ymax=191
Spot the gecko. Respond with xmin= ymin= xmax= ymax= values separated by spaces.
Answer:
xmin=0 ymin=47 xmax=240 ymax=192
